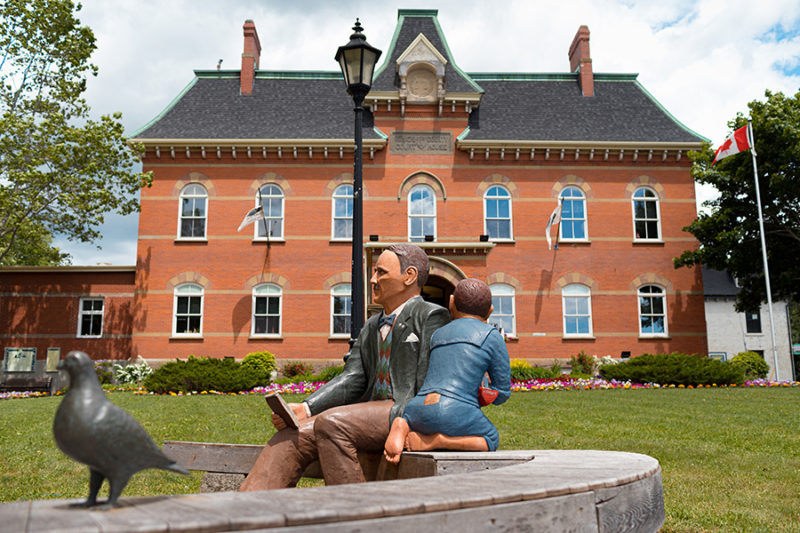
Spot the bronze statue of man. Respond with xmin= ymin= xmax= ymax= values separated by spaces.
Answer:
xmin=240 ymin=243 xmax=450 ymax=489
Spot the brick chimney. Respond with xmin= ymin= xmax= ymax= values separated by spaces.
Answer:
xmin=240 ymin=20 xmax=261 ymax=96
xmin=568 ymin=25 xmax=593 ymax=97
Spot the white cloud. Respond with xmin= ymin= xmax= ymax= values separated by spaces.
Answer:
xmin=60 ymin=0 xmax=799 ymax=264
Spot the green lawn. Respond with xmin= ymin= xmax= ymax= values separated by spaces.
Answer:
xmin=1 ymin=388 xmax=799 ymax=532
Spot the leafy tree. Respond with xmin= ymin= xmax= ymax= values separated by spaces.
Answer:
xmin=0 ymin=0 xmax=151 ymax=266
xmin=675 ymin=90 xmax=800 ymax=312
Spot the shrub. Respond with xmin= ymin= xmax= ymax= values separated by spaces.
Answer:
xmin=729 ymin=351 xmax=769 ymax=379
xmin=598 ymin=352 xmax=745 ymax=386
xmin=315 ymin=364 xmax=345 ymax=382
xmin=113 ymin=362 xmax=153 ymax=385
xmin=143 ymin=356 xmax=265 ymax=393
xmin=510 ymin=359 xmax=557 ymax=381
xmin=550 ymin=360 xmax=564 ymax=377
xmin=94 ymin=361 xmax=114 ymax=385
xmin=242 ymin=351 xmax=277 ymax=385
xmin=569 ymin=350 xmax=596 ymax=375
xmin=281 ymin=361 xmax=315 ymax=378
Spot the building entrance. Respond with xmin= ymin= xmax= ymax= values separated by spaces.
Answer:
xmin=422 ymin=274 xmax=455 ymax=308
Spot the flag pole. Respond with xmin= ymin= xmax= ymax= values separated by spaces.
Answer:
xmin=257 ymin=187 xmax=270 ymax=250
xmin=748 ymin=119 xmax=780 ymax=380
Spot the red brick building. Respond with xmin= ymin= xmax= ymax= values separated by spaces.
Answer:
xmin=1 ymin=10 xmax=708 ymax=371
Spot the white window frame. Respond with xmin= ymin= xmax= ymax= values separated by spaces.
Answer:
xmin=251 ymin=283 xmax=282 ymax=337
xmin=632 ymin=187 xmax=662 ymax=241
xmin=254 ymin=184 xmax=285 ymax=241
xmin=408 ymin=184 xmax=437 ymax=242
xmin=483 ymin=185 xmax=513 ymax=241
xmin=173 ymin=283 xmax=203 ymax=337
xmin=559 ymin=186 xmax=588 ymax=242
xmin=562 ymin=284 xmax=593 ymax=337
xmin=77 ymin=298 xmax=104 ymax=338
xmin=637 ymin=284 xmax=668 ymax=337
xmin=330 ymin=283 xmax=352 ymax=337
xmin=488 ymin=283 xmax=516 ymax=337
xmin=177 ymin=183 xmax=208 ymax=240
xmin=331 ymin=184 xmax=353 ymax=241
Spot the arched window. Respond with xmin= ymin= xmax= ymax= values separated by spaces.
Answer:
xmin=638 ymin=285 xmax=667 ymax=336
xmin=330 ymin=283 xmax=351 ymax=336
xmin=331 ymin=184 xmax=353 ymax=240
xmin=559 ymin=186 xmax=587 ymax=241
xmin=173 ymin=283 xmax=203 ymax=336
xmin=562 ymin=284 xmax=592 ymax=337
xmin=484 ymin=185 xmax=512 ymax=240
xmin=256 ymin=184 xmax=284 ymax=239
xmin=408 ymin=184 xmax=436 ymax=241
xmin=252 ymin=284 xmax=282 ymax=336
xmin=488 ymin=283 xmax=515 ymax=337
xmin=178 ymin=183 xmax=207 ymax=238
xmin=632 ymin=187 xmax=661 ymax=240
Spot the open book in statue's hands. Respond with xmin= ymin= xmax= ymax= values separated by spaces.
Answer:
xmin=265 ymin=392 xmax=300 ymax=429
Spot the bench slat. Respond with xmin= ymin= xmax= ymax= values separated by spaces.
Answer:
xmin=162 ymin=441 xmax=263 ymax=474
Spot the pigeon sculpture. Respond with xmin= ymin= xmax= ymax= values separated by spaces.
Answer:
xmin=53 ymin=351 xmax=189 ymax=508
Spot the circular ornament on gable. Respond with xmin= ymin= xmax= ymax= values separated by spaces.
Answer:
xmin=408 ymin=68 xmax=436 ymax=98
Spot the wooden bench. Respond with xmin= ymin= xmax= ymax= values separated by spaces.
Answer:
xmin=1 ymin=449 xmax=666 ymax=532
xmin=161 ymin=440 xmax=536 ymax=491
xmin=0 ymin=376 xmax=54 ymax=395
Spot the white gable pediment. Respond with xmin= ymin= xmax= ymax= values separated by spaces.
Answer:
xmin=396 ymin=33 xmax=448 ymax=69
xmin=396 ymin=33 xmax=447 ymax=105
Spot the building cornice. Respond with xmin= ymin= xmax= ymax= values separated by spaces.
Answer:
xmin=129 ymin=137 xmax=388 ymax=161
xmin=455 ymin=138 xmax=703 ymax=163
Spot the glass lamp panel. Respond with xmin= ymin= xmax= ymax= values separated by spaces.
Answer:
xmin=343 ymin=47 xmax=363 ymax=85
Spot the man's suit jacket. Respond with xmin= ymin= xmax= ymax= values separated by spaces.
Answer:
xmin=305 ymin=295 xmax=450 ymax=422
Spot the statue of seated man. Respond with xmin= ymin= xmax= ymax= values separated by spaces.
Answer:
xmin=239 ymin=243 xmax=450 ymax=489
xmin=384 ymin=278 xmax=511 ymax=462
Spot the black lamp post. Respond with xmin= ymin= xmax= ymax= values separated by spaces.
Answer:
xmin=336 ymin=19 xmax=382 ymax=345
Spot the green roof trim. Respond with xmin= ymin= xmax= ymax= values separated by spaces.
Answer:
xmin=374 ymin=9 xmax=483 ymax=93
xmin=468 ymin=72 xmax=639 ymax=82
xmin=128 ymin=77 xmax=198 ymax=138
xmin=194 ymin=69 xmax=344 ymax=80
xmin=397 ymin=9 xmax=439 ymax=18
xmin=633 ymin=79 xmax=710 ymax=142
xmin=373 ymin=126 xmax=389 ymax=140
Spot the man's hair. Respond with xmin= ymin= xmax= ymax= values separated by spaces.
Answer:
xmin=386 ymin=243 xmax=429 ymax=289
xmin=453 ymin=278 xmax=493 ymax=318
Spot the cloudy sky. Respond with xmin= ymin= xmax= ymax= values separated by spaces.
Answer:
xmin=56 ymin=0 xmax=800 ymax=265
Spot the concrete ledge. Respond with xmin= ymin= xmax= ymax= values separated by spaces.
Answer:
xmin=0 ymin=450 xmax=665 ymax=533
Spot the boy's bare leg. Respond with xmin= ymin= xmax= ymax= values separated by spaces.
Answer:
xmin=405 ymin=431 xmax=489 ymax=452
xmin=384 ymin=417 xmax=410 ymax=464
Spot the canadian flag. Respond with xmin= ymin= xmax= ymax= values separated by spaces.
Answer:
xmin=712 ymin=125 xmax=751 ymax=165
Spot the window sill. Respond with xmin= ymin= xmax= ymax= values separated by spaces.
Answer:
xmin=744 ymin=333 xmax=763 ymax=336
xmin=253 ymin=238 xmax=285 ymax=244
xmin=329 ymin=335 xmax=351 ymax=341
xmin=639 ymin=335 xmax=670 ymax=340
xmin=559 ymin=239 xmax=590 ymax=245
xmin=174 ymin=238 xmax=208 ymax=243
xmin=76 ymin=335 xmax=103 ymax=339
xmin=562 ymin=335 xmax=596 ymax=340
xmin=633 ymin=239 xmax=664 ymax=245
xmin=490 ymin=239 xmax=515 ymax=244
xmin=170 ymin=335 xmax=203 ymax=340
xmin=249 ymin=335 xmax=283 ymax=340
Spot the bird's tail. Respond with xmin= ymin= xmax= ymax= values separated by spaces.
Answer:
xmin=163 ymin=462 xmax=190 ymax=476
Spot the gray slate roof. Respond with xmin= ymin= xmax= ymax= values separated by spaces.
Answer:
xmin=462 ymin=77 xmax=704 ymax=143
xmin=132 ymin=11 xmax=705 ymax=145
xmin=702 ymin=266 xmax=739 ymax=297
xmin=134 ymin=75 xmax=383 ymax=140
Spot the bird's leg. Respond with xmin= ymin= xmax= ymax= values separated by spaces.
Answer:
xmin=101 ymin=473 xmax=132 ymax=510
xmin=71 ymin=469 xmax=104 ymax=508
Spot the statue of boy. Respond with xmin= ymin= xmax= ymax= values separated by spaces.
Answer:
xmin=240 ymin=243 xmax=450 ymax=489
xmin=384 ymin=278 xmax=511 ymax=462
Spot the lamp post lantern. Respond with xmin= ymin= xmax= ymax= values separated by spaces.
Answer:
xmin=336 ymin=19 xmax=382 ymax=344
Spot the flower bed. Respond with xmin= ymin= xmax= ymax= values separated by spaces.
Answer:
xmin=3 ymin=378 xmax=799 ymax=400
